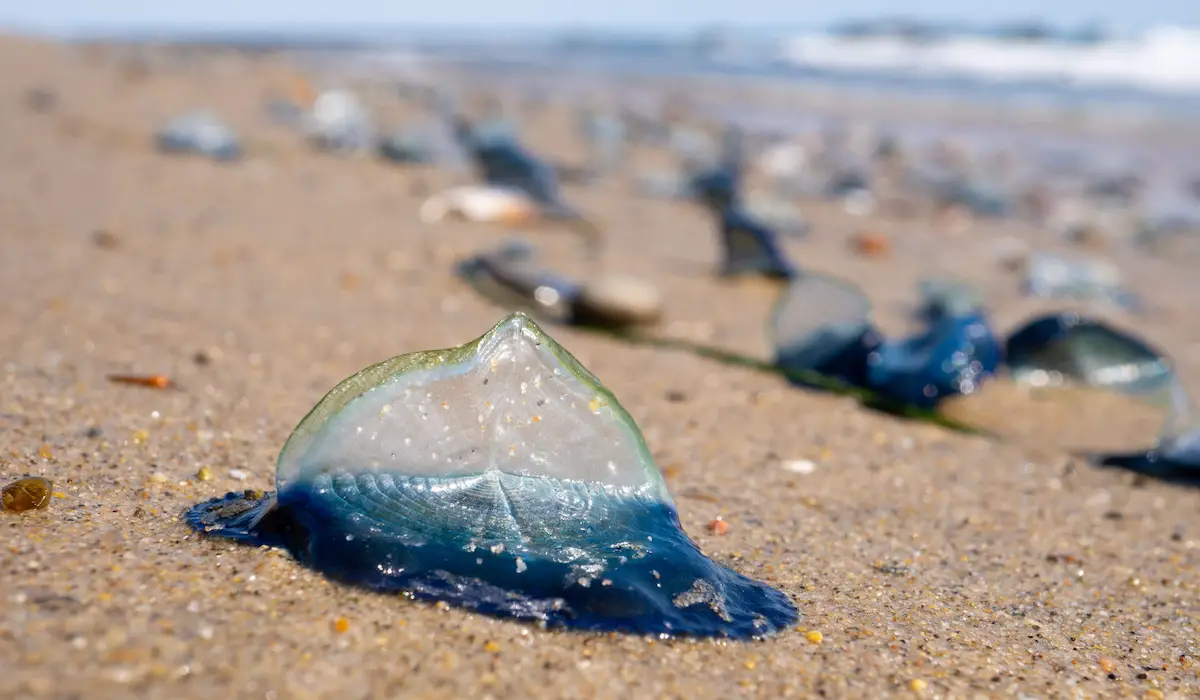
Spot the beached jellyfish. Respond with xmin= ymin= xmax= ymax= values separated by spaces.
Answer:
xmin=457 ymin=242 xmax=663 ymax=329
xmin=1004 ymin=312 xmax=1173 ymax=400
xmin=452 ymin=116 xmax=556 ymax=202
xmin=1022 ymin=253 xmax=1141 ymax=312
xmin=452 ymin=116 xmax=602 ymax=250
xmin=718 ymin=208 xmax=798 ymax=280
xmin=686 ymin=147 xmax=798 ymax=279
xmin=1098 ymin=382 xmax=1200 ymax=479
xmin=187 ymin=313 xmax=792 ymax=637
xmin=156 ymin=111 xmax=241 ymax=161
xmin=771 ymin=273 xmax=879 ymax=389
xmin=771 ymin=273 xmax=1000 ymax=410
xmin=307 ymin=90 xmax=375 ymax=154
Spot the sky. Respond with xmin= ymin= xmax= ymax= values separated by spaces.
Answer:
xmin=1 ymin=0 xmax=1196 ymax=35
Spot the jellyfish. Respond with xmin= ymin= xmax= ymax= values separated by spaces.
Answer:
xmin=718 ymin=208 xmax=799 ymax=280
xmin=457 ymin=242 xmax=662 ymax=329
xmin=451 ymin=116 xmax=602 ymax=250
xmin=771 ymin=273 xmax=1001 ymax=410
xmin=156 ymin=111 xmax=241 ymax=162
xmin=187 ymin=313 xmax=793 ymax=637
xmin=1003 ymin=312 xmax=1173 ymax=400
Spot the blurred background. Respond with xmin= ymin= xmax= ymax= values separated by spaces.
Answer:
xmin=3 ymin=1 xmax=1200 ymax=454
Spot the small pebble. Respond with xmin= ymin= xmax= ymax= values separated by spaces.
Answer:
xmin=576 ymin=275 xmax=663 ymax=327
xmin=1099 ymin=657 xmax=1117 ymax=674
xmin=707 ymin=518 xmax=730 ymax=536
xmin=781 ymin=459 xmax=816 ymax=475
xmin=195 ymin=466 xmax=213 ymax=481
xmin=909 ymin=678 xmax=927 ymax=693
xmin=229 ymin=469 xmax=249 ymax=481
xmin=25 ymin=87 xmax=57 ymax=112
xmin=851 ymin=231 xmax=890 ymax=257
xmin=805 ymin=630 xmax=823 ymax=644
xmin=2 ymin=477 xmax=53 ymax=513
xmin=333 ymin=617 xmax=349 ymax=633
xmin=92 ymin=228 xmax=122 ymax=250
xmin=148 ymin=472 xmax=169 ymax=484
xmin=483 ymin=641 xmax=501 ymax=653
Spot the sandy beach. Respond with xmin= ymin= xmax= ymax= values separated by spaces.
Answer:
xmin=3 ymin=35 xmax=1200 ymax=698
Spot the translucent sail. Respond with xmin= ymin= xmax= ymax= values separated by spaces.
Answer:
xmin=770 ymin=272 xmax=874 ymax=375
xmin=1005 ymin=313 xmax=1174 ymax=400
xmin=277 ymin=313 xmax=668 ymax=499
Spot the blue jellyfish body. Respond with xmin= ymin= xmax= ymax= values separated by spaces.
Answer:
xmin=867 ymin=313 xmax=1002 ymax=410
xmin=772 ymin=275 xmax=1001 ymax=410
xmin=719 ymin=207 xmax=798 ymax=280
xmin=189 ymin=480 xmax=794 ymax=637
xmin=1098 ymin=446 xmax=1200 ymax=482
xmin=186 ymin=314 xmax=796 ymax=638
xmin=1004 ymin=312 xmax=1173 ymax=398
xmin=453 ymin=117 xmax=590 ymax=228
xmin=453 ymin=120 xmax=556 ymax=203
xmin=687 ymin=128 xmax=797 ymax=280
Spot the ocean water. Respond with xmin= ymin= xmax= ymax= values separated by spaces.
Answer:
xmin=108 ymin=23 xmax=1199 ymax=122
xmin=334 ymin=25 xmax=1200 ymax=123
xmin=299 ymin=26 xmax=1192 ymax=182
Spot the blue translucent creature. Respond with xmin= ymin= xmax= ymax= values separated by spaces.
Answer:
xmin=453 ymin=117 xmax=564 ymax=210
xmin=772 ymin=274 xmax=1001 ymax=410
xmin=187 ymin=313 xmax=796 ymax=638
xmin=689 ymin=128 xmax=798 ymax=280
xmin=452 ymin=116 xmax=600 ymax=248
xmin=156 ymin=111 xmax=241 ymax=162
xmin=1004 ymin=312 xmax=1173 ymax=399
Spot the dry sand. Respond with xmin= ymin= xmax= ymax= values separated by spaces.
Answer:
xmin=2 ymin=35 xmax=1200 ymax=699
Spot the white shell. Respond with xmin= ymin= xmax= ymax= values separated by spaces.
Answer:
xmin=420 ymin=185 xmax=538 ymax=224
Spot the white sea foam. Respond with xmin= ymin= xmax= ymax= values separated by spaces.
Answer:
xmin=781 ymin=26 xmax=1200 ymax=93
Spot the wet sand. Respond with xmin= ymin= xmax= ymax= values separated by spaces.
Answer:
xmin=3 ymin=35 xmax=1200 ymax=698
